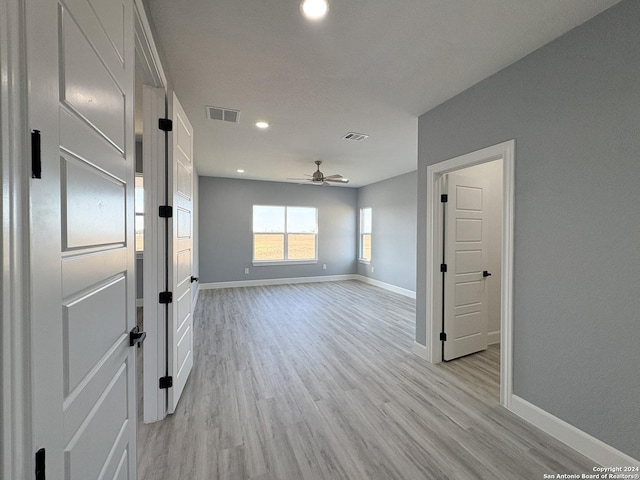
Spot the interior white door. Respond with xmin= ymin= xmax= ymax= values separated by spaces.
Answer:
xmin=443 ymin=173 xmax=490 ymax=361
xmin=167 ymin=93 xmax=195 ymax=413
xmin=28 ymin=0 xmax=137 ymax=478
xmin=142 ymin=85 xmax=169 ymax=423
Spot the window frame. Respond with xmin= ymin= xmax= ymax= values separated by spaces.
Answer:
xmin=252 ymin=205 xmax=319 ymax=266
xmin=359 ymin=207 xmax=372 ymax=264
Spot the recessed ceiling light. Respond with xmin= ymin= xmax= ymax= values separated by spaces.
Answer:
xmin=237 ymin=169 xmax=245 ymax=173
xmin=255 ymin=121 xmax=270 ymax=129
xmin=301 ymin=0 xmax=328 ymax=21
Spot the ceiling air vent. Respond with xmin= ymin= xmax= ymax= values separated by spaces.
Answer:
xmin=206 ymin=106 xmax=240 ymax=124
xmin=342 ymin=132 xmax=369 ymax=141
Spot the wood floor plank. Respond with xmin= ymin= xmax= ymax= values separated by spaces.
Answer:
xmin=138 ymin=281 xmax=596 ymax=479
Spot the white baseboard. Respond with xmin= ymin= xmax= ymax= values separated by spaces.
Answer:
xmin=354 ymin=275 xmax=416 ymax=299
xmin=510 ymin=395 xmax=639 ymax=467
xmin=487 ymin=330 xmax=500 ymax=345
xmin=199 ymin=274 xmax=357 ymax=290
xmin=413 ymin=341 xmax=430 ymax=361
xmin=136 ymin=298 xmax=143 ymax=307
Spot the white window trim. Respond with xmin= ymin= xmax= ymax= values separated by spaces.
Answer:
xmin=252 ymin=259 xmax=318 ymax=267
xmin=252 ymin=205 xmax=318 ymax=263
xmin=358 ymin=207 xmax=372 ymax=263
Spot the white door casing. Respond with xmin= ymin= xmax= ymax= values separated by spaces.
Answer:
xmin=423 ymin=139 xmax=515 ymax=407
xmin=443 ymin=173 xmax=489 ymax=361
xmin=28 ymin=0 xmax=137 ymax=478
xmin=167 ymin=93 xmax=195 ymax=413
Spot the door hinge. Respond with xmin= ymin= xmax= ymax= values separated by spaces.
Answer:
xmin=159 ymin=376 xmax=173 ymax=389
xmin=35 ymin=448 xmax=45 ymax=480
xmin=31 ymin=130 xmax=42 ymax=179
xmin=159 ymin=205 xmax=173 ymax=218
xmin=159 ymin=291 xmax=173 ymax=304
xmin=440 ymin=194 xmax=448 ymax=203
xmin=158 ymin=118 xmax=173 ymax=132
xmin=440 ymin=264 xmax=447 ymax=273
xmin=440 ymin=332 xmax=447 ymax=342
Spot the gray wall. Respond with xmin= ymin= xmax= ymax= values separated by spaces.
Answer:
xmin=199 ymin=177 xmax=357 ymax=283
xmin=357 ymin=171 xmax=416 ymax=292
xmin=417 ymin=0 xmax=640 ymax=459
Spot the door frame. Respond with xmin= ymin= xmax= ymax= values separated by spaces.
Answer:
xmin=134 ymin=0 xmax=171 ymax=423
xmin=425 ymin=139 xmax=515 ymax=408
xmin=1 ymin=0 xmax=31 ymax=477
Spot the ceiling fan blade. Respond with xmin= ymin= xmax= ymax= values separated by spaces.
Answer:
xmin=322 ymin=181 xmax=330 ymax=186
xmin=287 ymin=178 xmax=312 ymax=181
xmin=324 ymin=174 xmax=343 ymax=179
xmin=326 ymin=177 xmax=349 ymax=183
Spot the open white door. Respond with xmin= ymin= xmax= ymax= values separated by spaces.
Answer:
xmin=142 ymin=85 xmax=169 ymax=423
xmin=443 ymin=173 xmax=490 ymax=361
xmin=167 ymin=93 xmax=195 ymax=413
xmin=27 ymin=0 xmax=138 ymax=478
xmin=141 ymin=90 xmax=194 ymax=419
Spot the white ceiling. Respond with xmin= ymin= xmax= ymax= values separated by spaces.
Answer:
xmin=144 ymin=0 xmax=620 ymax=187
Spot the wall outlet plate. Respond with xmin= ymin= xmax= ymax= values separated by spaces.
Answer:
xmin=244 ymin=268 xmax=249 ymax=274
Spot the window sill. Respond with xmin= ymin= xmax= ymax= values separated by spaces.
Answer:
xmin=252 ymin=260 xmax=318 ymax=267
xmin=358 ymin=259 xmax=371 ymax=265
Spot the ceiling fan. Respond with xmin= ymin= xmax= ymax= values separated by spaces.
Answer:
xmin=288 ymin=160 xmax=349 ymax=186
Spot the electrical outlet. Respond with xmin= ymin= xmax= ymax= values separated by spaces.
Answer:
xmin=371 ymin=266 xmax=374 ymax=273
xmin=244 ymin=268 xmax=249 ymax=275
xmin=322 ymin=264 xmax=327 ymax=270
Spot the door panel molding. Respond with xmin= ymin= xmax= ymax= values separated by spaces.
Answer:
xmin=424 ymin=139 xmax=515 ymax=408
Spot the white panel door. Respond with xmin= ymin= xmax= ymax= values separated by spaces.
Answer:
xmin=167 ymin=93 xmax=195 ymax=413
xmin=142 ymin=85 xmax=169 ymax=423
xmin=443 ymin=173 xmax=490 ymax=361
xmin=28 ymin=0 xmax=137 ymax=478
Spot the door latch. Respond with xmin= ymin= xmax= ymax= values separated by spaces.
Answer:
xmin=190 ymin=276 xmax=199 ymax=283
xmin=129 ymin=326 xmax=147 ymax=347
xmin=483 ymin=271 xmax=492 ymax=277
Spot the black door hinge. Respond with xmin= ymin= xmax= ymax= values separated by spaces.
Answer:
xmin=158 ymin=118 xmax=173 ymax=132
xmin=440 ymin=194 xmax=448 ymax=203
xmin=159 ymin=376 xmax=173 ymax=389
xmin=159 ymin=291 xmax=173 ymax=304
xmin=440 ymin=264 xmax=447 ymax=273
xmin=31 ymin=130 xmax=42 ymax=179
xmin=440 ymin=332 xmax=447 ymax=342
xmin=159 ymin=205 xmax=173 ymax=218
xmin=35 ymin=448 xmax=45 ymax=480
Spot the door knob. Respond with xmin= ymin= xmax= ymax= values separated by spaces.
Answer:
xmin=129 ymin=325 xmax=147 ymax=348
xmin=483 ymin=271 xmax=492 ymax=277
xmin=190 ymin=276 xmax=199 ymax=283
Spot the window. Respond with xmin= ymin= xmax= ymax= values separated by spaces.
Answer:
xmin=359 ymin=207 xmax=372 ymax=262
xmin=253 ymin=205 xmax=318 ymax=263
xmin=135 ymin=175 xmax=144 ymax=252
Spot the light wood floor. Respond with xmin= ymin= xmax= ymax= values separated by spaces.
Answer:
xmin=138 ymin=281 xmax=594 ymax=480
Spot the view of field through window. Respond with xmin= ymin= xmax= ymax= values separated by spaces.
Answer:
xmin=362 ymin=234 xmax=371 ymax=260
xmin=253 ymin=206 xmax=317 ymax=261
xmin=360 ymin=207 xmax=372 ymax=261
xmin=135 ymin=176 xmax=144 ymax=251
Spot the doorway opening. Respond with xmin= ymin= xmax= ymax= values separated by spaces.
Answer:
xmin=425 ymin=140 xmax=515 ymax=408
